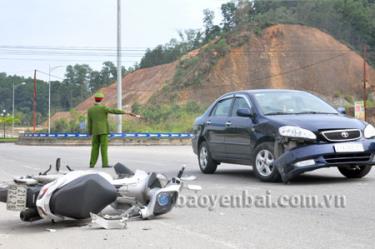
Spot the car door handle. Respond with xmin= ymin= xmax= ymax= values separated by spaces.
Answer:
xmin=225 ymin=121 xmax=232 ymax=127
xmin=206 ymin=121 xmax=212 ymax=125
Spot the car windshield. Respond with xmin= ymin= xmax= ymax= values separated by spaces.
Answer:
xmin=253 ymin=91 xmax=338 ymax=115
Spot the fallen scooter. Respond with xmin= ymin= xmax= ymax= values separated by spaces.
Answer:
xmin=0 ymin=159 xmax=201 ymax=229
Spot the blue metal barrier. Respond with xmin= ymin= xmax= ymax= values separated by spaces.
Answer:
xmin=23 ymin=133 xmax=193 ymax=139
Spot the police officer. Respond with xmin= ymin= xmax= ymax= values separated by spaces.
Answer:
xmin=88 ymin=92 xmax=124 ymax=168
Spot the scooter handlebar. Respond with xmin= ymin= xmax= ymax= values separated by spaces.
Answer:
xmin=177 ymin=167 xmax=185 ymax=178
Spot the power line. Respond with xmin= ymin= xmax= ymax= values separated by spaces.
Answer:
xmin=0 ymin=45 xmax=149 ymax=51
xmin=0 ymin=57 xmax=139 ymax=63
xmin=0 ymin=48 xmax=356 ymax=53
xmin=0 ymin=51 xmax=145 ymax=57
xmin=0 ymin=49 xmax=363 ymax=66
xmin=35 ymin=70 xmax=64 ymax=80
xmin=230 ymin=49 xmax=353 ymax=53
xmin=248 ymin=52 xmax=351 ymax=84
xmin=1 ymin=47 xmax=364 ymax=55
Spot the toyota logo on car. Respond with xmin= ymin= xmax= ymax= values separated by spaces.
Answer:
xmin=341 ymin=131 xmax=349 ymax=138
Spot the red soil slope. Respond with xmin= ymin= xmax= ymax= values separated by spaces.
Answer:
xmin=51 ymin=24 xmax=375 ymax=122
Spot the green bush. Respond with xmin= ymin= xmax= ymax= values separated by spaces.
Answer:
xmin=123 ymin=102 xmax=206 ymax=133
xmin=52 ymin=119 xmax=69 ymax=132
xmin=51 ymin=103 xmax=206 ymax=133
xmin=51 ymin=109 xmax=86 ymax=132
xmin=131 ymin=102 xmax=142 ymax=114
xmin=344 ymin=95 xmax=354 ymax=104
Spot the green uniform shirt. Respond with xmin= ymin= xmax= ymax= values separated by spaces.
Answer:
xmin=87 ymin=104 xmax=125 ymax=135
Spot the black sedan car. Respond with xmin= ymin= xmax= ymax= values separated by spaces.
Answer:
xmin=192 ymin=89 xmax=375 ymax=183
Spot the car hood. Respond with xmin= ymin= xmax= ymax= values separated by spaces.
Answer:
xmin=266 ymin=114 xmax=365 ymax=132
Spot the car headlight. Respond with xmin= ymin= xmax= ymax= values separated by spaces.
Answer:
xmin=279 ymin=126 xmax=316 ymax=140
xmin=364 ymin=124 xmax=375 ymax=138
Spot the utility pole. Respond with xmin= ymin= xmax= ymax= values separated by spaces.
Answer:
xmin=33 ymin=70 xmax=37 ymax=132
xmin=12 ymin=81 xmax=15 ymax=133
xmin=363 ymin=45 xmax=368 ymax=122
xmin=48 ymin=65 xmax=51 ymax=133
xmin=116 ymin=0 xmax=123 ymax=133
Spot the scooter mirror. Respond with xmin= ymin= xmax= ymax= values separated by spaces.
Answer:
xmin=187 ymin=185 xmax=202 ymax=191
xmin=55 ymin=158 xmax=61 ymax=172
xmin=156 ymin=173 xmax=168 ymax=187
xmin=181 ymin=176 xmax=197 ymax=181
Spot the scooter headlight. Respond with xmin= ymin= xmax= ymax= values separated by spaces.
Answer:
xmin=157 ymin=192 xmax=171 ymax=207
xmin=279 ymin=126 xmax=316 ymax=140
xmin=364 ymin=124 xmax=375 ymax=138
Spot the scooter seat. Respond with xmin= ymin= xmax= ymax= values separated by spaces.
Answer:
xmin=50 ymin=174 xmax=117 ymax=219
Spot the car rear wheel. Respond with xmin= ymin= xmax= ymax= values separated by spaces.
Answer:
xmin=338 ymin=165 xmax=372 ymax=178
xmin=253 ymin=142 xmax=281 ymax=182
xmin=198 ymin=141 xmax=218 ymax=174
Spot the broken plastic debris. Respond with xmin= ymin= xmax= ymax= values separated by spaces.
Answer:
xmin=90 ymin=213 xmax=127 ymax=230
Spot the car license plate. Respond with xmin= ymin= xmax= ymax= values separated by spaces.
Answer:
xmin=6 ymin=185 xmax=27 ymax=211
xmin=334 ymin=143 xmax=364 ymax=153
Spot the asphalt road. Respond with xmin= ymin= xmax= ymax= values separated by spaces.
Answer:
xmin=0 ymin=144 xmax=374 ymax=249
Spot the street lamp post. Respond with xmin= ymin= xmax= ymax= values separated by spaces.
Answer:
xmin=116 ymin=0 xmax=123 ymax=133
xmin=48 ymin=65 xmax=63 ymax=133
xmin=1 ymin=110 xmax=7 ymax=138
xmin=12 ymin=81 xmax=26 ymax=133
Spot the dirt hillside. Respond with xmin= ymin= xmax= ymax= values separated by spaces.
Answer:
xmin=51 ymin=62 xmax=177 ymax=122
xmin=51 ymin=24 xmax=375 ymax=122
xmin=76 ymin=62 xmax=177 ymax=111
xmin=176 ymin=24 xmax=375 ymax=103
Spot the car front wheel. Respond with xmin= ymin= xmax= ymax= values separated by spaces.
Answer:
xmin=338 ymin=165 xmax=372 ymax=178
xmin=252 ymin=142 xmax=281 ymax=182
xmin=198 ymin=141 xmax=218 ymax=174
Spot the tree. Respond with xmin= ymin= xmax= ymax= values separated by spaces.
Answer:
xmin=101 ymin=61 xmax=117 ymax=83
xmin=203 ymin=9 xmax=221 ymax=41
xmin=221 ymin=2 xmax=237 ymax=31
xmin=63 ymin=64 xmax=92 ymax=107
xmin=203 ymin=8 xmax=215 ymax=34
xmin=235 ymin=1 xmax=255 ymax=25
xmin=139 ymin=29 xmax=205 ymax=69
xmin=89 ymin=71 xmax=102 ymax=93
xmin=0 ymin=115 xmax=18 ymax=138
xmin=250 ymin=0 xmax=375 ymax=65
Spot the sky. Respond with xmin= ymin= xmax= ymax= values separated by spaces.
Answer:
xmin=0 ymin=0 xmax=228 ymax=81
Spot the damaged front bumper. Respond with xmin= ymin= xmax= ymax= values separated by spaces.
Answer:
xmin=273 ymin=139 xmax=375 ymax=183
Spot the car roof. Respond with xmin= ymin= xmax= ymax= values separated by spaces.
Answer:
xmin=222 ymin=89 xmax=306 ymax=97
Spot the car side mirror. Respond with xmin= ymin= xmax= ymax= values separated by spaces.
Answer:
xmin=337 ymin=107 xmax=346 ymax=114
xmin=237 ymin=108 xmax=254 ymax=118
